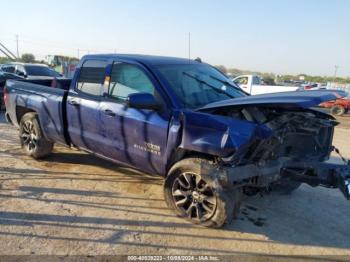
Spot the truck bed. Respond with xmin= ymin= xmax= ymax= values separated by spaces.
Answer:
xmin=5 ymin=79 xmax=70 ymax=146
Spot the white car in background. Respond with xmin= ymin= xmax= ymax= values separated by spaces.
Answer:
xmin=233 ymin=74 xmax=299 ymax=95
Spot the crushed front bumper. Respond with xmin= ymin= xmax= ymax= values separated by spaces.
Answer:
xmin=201 ymin=158 xmax=350 ymax=200
xmin=281 ymin=161 xmax=350 ymax=200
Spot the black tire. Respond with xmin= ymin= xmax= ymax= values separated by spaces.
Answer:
xmin=330 ymin=105 xmax=345 ymax=116
xmin=19 ymin=112 xmax=53 ymax=159
xmin=270 ymin=179 xmax=301 ymax=195
xmin=164 ymin=158 xmax=241 ymax=228
xmin=0 ymin=95 xmax=3 ymax=111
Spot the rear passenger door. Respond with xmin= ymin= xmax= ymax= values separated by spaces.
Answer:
xmin=99 ymin=61 xmax=169 ymax=174
xmin=67 ymin=59 xmax=107 ymax=153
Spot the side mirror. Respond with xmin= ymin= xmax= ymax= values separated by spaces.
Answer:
xmin=127 ymin=93 xmax=161 ymax=110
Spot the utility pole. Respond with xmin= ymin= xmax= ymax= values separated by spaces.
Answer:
xmin=334 ymin=65 xmax=339 ymax=80
xmin=77 ymin=49 xmax=80 ymax=59
xmin=188 ymin=32 xmax=191 ymax=63
xmin=16 ymin=34 xmax=19 ymax=60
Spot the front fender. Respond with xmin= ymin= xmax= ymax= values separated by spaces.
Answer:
xmin=179 ymin=111 xmax=272 ymax=158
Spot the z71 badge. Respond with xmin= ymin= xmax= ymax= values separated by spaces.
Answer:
xmin=134 ymin=142 xmax=161 ymax=156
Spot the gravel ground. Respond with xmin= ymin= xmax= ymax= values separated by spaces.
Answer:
xmin=0 ymin=112 xmax=350 ymax=257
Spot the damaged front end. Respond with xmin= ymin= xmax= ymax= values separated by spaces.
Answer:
xmin=187 ymin=99 xmax=350 ymax=200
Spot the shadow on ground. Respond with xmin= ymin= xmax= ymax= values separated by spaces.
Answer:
xmin=1 ymin=150 xmax=350 ymax=253
xmin=1 ymin=112 xmax=350 ymax=254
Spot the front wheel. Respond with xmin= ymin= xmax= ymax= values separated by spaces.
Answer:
xmin=164 ymin=158 xmax=241 ymax=228
xmin=19 ymin=112 xmax=53 ymax=159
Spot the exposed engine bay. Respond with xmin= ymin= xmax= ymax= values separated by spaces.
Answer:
xmin=204 ymin=106 xmax=348 ymax=197
xmin=212 ymin=106 xmax=337 ymax=165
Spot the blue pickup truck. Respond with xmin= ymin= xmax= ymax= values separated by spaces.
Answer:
xmin=4 ymin=54 xmax=350 ymax=227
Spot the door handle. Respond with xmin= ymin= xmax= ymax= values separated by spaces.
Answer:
xmin=68 ymin=100 xmax=80 ymax=106
xmin=104 ymin=109 xmax=116 ymax=117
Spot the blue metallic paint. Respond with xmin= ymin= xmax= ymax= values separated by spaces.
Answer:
xmin=200 ymin=89 xmax=347 ymax=110
xmin=5 ymin=54 xmax=346 ymax=176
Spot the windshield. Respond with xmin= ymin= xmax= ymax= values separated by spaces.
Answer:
xmin=24 ymin=65 xmax=61 ymax=77
xmin=156 ymin=64 xmax=246 ymax=108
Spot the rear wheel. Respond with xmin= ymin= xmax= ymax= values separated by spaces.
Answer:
xmin=330 ymin=105 xmax=345 ymax=116
xmin=19 ymin=112 xmax=53 ymax=159
xmin=164 ymin=158 xmax=241 ymax=228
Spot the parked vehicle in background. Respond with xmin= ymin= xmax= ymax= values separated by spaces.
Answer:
xmin=233 ymin=74 xmax=299 ymax=95
xmin=298 ymin=83 xmax=328 ymax=91
xmin=0 ymin=63 xmax=65 ymax=110
xmin=4 ymin=54 xmax=350 ymax=228
xmin=1 ymin=63 xmax=61 ymax=79
xmin=46 ymin=55 xmax=79 ymax=78
xmin=320 ymin=98 xmax=350 ymax=116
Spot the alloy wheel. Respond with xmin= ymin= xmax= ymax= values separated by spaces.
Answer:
xmin=172 ymin=172 xmax=217 ymax=221
xmin=21 ymin=120 xmax=38 ymax=152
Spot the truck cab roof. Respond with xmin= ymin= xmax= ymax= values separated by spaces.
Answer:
xmin=81 ymin=54 xmax=202 ymax=66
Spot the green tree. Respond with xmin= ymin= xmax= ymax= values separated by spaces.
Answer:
xmin=21 ymin=53 xmax=36 ymax=63
xmin=262 ymin=77 xmax=275 ymax=85
xmin=215 ymin=65 xmax=228 ymax=74
xmin=0 ymin=57 xmax=12 ymax=64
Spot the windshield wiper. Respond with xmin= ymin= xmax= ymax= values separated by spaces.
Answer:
xmin=182 ymin=72 xmax=235 ymax=98
xmin=209 ymin=75 xmax=249 ymax=95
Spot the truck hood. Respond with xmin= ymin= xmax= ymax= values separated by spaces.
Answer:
xmin=199 ymin=90 xmax=347 ymax=111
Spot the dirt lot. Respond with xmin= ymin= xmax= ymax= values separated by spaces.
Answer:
xmin=0 ymin=112 xmax=350 ymax=257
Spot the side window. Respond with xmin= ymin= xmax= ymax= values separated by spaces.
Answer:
xmin=76 ymin=60 xmax=107 ymax=96
xmin=4 ymin=66 xmax=15 ymax=74
xmin=252 ymin=76 xmax=260 ymax=85
xmin=109 ymin=62 xmax=155 ymax=101
xmin=234 ymin=77 xmax=248 ymax=86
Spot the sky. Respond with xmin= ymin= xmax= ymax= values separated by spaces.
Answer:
xmin=0 ymin=0 xmax=349 ymax=77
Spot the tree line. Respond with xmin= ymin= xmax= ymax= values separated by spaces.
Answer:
xmin=0 ymin=53 xmax=42 ymax=64
xmin=216 ymin=65 xmax=350 ymax=84
xmin=1 ymin=55 xmax=349 ymax=84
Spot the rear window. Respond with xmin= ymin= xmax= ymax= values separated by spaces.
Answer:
xmin=24 ymin=65 xmax=61 ymax=77
xmin=76 ymin=60 xmax=107 ymax=96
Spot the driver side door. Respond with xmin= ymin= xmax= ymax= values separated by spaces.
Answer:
xmin=99 ymin=61 xmax=169 ymax=175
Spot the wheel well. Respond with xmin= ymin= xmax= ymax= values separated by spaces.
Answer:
xmin=165 ymin=148 xmax=216 ymax=176
xmin=16 ymin=106 xmax=35 ymax=124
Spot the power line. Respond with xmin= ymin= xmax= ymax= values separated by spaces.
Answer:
xmin=0 ymin=42 xmax=17 ymax=60
xmin=1 ymin=34 xmax=115 ymax=57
